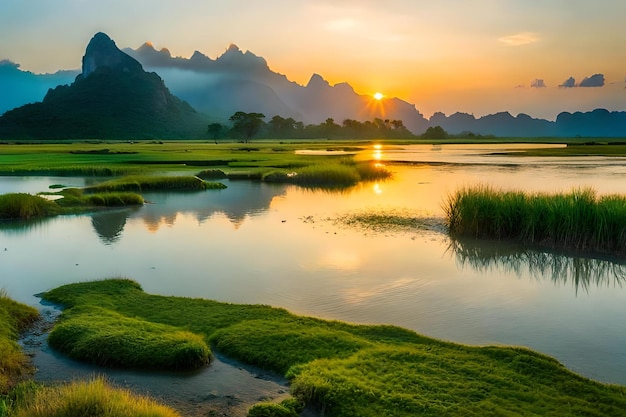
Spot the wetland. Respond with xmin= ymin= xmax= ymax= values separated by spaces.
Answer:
xmin=2 ymin=141 xmax=626 ymax=416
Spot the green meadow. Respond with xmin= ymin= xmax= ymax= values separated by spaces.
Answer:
xmin=29 ymin=278 xmax=626 ymax=417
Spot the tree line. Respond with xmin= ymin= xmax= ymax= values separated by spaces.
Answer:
xmin=207 ymin=112 xmax=416 ymax=142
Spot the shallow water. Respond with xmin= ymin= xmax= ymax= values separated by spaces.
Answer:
xmin=3 ymin=144 xmax=626 ymax=413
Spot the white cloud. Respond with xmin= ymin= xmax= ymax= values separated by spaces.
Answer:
xmin=498 ymin=32 xmax=540 ymax=46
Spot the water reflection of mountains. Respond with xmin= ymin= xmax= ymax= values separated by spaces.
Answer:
xmin=448 ymin=237 xmax=626 ymax=293
xmin=91 ymin=181 xmax=286 ymax=244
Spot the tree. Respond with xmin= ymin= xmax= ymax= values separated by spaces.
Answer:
xmin=267 ymin=115 xmax=297 ymax=138
xmin=207 ymin=123 xmax=223 ymax=143
xmin=229 ymin=111 xmax=266 ymax=142
xmin=421 ymin=125 xmax=448 ymax=139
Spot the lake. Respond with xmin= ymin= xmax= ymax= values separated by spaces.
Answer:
xmin=3 ymin=143 xmax=626 ymax=415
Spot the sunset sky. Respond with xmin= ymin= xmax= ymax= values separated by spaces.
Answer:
xmin=1 ymin=0 xmax=625 ymax=120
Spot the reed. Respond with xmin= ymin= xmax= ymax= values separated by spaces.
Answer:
xmin=9 ymin=377 xmax=181 ymax=417
xmin=0 ymin=193 xmax=60 ymax=220
xmin=444 ymin=185 xmax=626 ymax=254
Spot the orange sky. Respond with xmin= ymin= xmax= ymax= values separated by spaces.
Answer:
xmin=1 ymin=0 xmax=625 ymax=119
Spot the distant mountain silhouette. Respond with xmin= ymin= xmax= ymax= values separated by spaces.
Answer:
xmin=124 ymin=43 xmax=431 ymax=133
xmin=430 ymin=109 xmax=626 ymax=137
xmin=0 ymin=33 xmax=208 ymax=140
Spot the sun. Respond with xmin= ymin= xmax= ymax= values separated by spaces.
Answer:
xmin=373 ymin=92 xmax=384 ymax=100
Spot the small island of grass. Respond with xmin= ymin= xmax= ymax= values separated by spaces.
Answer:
xmin=0 ymin=175 xmax=228 ymax=221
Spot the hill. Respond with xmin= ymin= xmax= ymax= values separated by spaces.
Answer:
xmin=0 ymin=33 xmax=208 ymax=140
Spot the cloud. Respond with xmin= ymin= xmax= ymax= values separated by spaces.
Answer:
xmin=559 ymin=77 xmax=576 ymax=88
xmin=579 ymin=73 xmax=605 ymax=87
xmin=530 ymin=79 xmax=546 ymax=88
xmin=0 ymin=59 xmax=20 ymax=69
xmin=498 ymin=32 xmax=540 ymax=46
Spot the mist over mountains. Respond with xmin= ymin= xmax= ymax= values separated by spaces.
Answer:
xmin=1 ymin=33 xmax=625 ymax=138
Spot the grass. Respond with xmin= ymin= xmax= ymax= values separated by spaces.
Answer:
xmin=444 ymin=184 xmax=626 ymax=255
xmin=0 ymin=142 xmax=393 ymax=188
xmin=263 ymin=160 xmax=391 ymax=188
xmin=83 ymin=175 xmax=226 ymax=193
xmin=48 ymin=305 xmax=211 ymax=370
xmin=0 ymin=289 xmax=39 ymax=393
xmin=41 ymin=278 xmax=626 ymax=417
xmin=6 ymin=377 xmax=181 ymax=417
xmin=0 ymin=190 xmax=144 ymax=220
xmin=0 ymin=174 xmax=231 ymax=220
xmin=0 ymin=193 xmax=61 ymax=220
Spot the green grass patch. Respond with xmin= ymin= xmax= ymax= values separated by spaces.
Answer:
xmin=248 ymin=397 xmax=303 ymax=417
xmin=48 ymin=305 xmax=210 ymax=370
xmin=0 ymin=290 xmax=39 ymax=393
xmin=444 ymin=185 xmax=626 ymax=255
xmin=83 ymin=175 xmax=226 ymax=193
xmin=7 ymin=377 xmax=181 ymax=417
xmin=41 ymin=279 xmax=626 ymax=417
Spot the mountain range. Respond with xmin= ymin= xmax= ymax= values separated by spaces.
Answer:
xmin=1 ymin=33 xmax=625 ymax=138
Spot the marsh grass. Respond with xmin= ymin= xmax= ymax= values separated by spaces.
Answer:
xmin=444 ymin=185 xmax=626 ymax=254
xmin=0 ymin=193 xmax=60 ymax=219
xmin=42 ymin=279 xmax=626 ymax=417
xmin=84 ymin=175 xmax=226 ymax=193
xmin=0 ymin=290 xmax=39 ymax=393
xmin=8 ymin=377 xmax=181 ymax=417
xmin=0 ymin=189 xmax=145 ymax=220
xmin=262 ymin=161 xmax=391 ymax=188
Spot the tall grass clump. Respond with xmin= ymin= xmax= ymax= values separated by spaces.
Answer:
xmin=84 ymin=175 xmax=226 ymax=193
xmin=0 ymin=193 xmax=60 ymax=220
xmin=444 ymin=185 xmax=626 ymax=254
xmin=9 ymin=377 xmax=181 ymax=417
xmin=0 ymin=290 xmax=39 ymax=393
xmin=262 ymin=161 xmax=390 ymax=188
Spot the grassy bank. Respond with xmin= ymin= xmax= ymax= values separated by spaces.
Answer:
xmin=0 ymin=191 xmax=144 ymax=220
xmin=42 ymin=279 xmax=626 ymax=417
xmin=444 ymin=185 xmax=626 ymax=255
xmin=0 ymin=290 xmax=39 ymax=394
